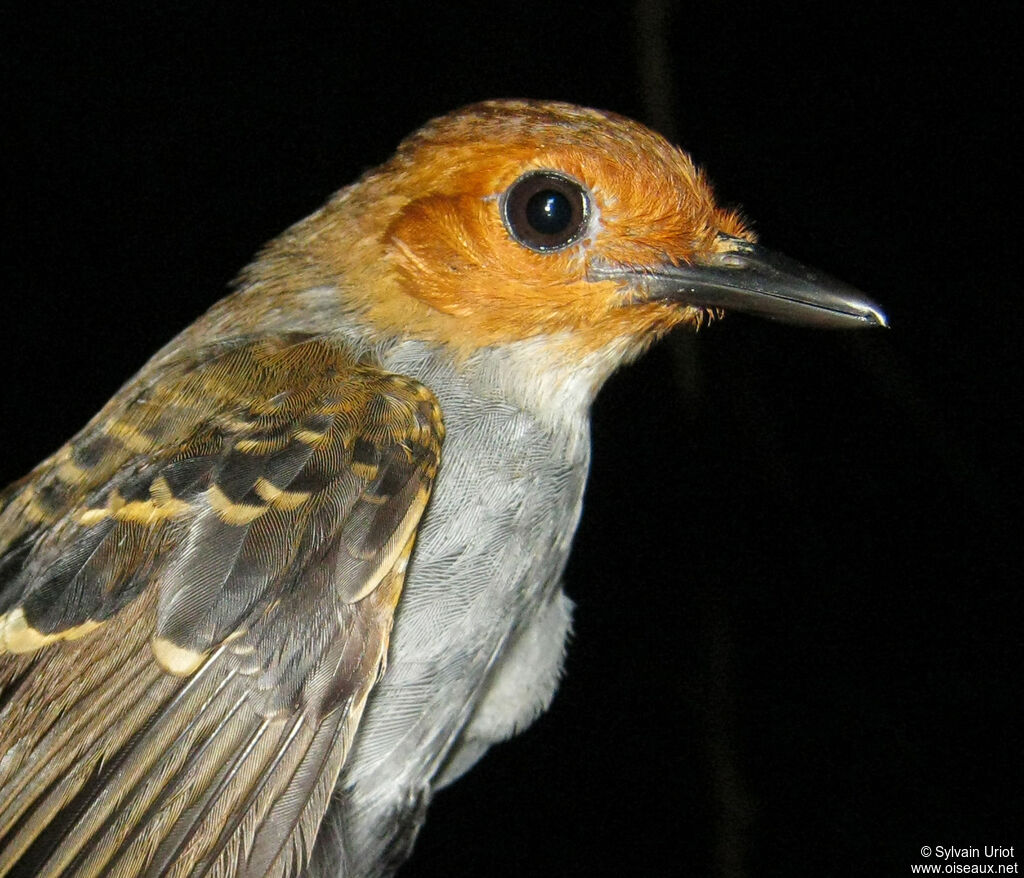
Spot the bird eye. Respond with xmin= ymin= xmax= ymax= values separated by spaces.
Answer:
xmin=502 ymin=171 xmax=589 ymax=252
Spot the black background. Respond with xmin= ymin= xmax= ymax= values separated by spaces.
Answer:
xmin=2 ymin=3 xmax=1019 ymax=876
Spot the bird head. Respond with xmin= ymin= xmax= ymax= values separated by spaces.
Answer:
xmin=243 ymin=100 xmax=884 ymax=378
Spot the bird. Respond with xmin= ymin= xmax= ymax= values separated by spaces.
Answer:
xmin=0 ymin=99 xmax=885 ymax=877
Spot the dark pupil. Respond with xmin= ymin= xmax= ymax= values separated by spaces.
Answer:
xmin=525 ymin=189 xmax=572 ymax=235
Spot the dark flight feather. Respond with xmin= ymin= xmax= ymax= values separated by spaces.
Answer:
xmin=0 ymin=334 xmax=444 ymax=877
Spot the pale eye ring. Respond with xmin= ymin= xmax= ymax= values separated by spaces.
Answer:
xmin=502 ymin=170 xmax=589 ymax=252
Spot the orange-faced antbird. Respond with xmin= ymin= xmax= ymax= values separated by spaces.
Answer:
xmin=0 ymin=100 xmax=885 ymax=877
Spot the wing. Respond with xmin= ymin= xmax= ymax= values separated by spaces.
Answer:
xmin=0 ymin=334 xmax=444 ymax=878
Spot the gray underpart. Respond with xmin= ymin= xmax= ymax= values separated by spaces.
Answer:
xmin=433 ymin=586 xmax=574 ymax=788
xmin=306 ymin=337 xmax=591 ymax=877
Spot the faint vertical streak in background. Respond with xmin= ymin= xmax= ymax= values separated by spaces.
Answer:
xmin=634 ymin=4 xmax=753 ymax=878
xmin=700 ymin=592 xmax=753 ymax=878
xmin=633 ymin=0 xmax=702 ymax=417
xmin=633 ymin=0 xmax=678 ymax=141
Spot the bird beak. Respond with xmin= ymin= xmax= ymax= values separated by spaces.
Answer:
xmin=593 ymin=234 xmax=888 ymax=329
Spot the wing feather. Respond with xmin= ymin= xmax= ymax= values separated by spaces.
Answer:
xmin=0 ymin=335 xmax=444 ymax=877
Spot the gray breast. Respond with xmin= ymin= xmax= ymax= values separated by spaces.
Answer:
xmin=327 ymin=340 xmax=591 ymax=873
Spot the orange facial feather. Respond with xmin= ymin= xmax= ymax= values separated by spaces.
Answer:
xmin=241 ymin=100 xmax=752 ymax=359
